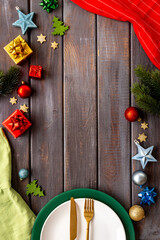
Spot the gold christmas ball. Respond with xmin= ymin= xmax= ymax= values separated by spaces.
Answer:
xmin=129 ymin=205 xmax=145 ymax=221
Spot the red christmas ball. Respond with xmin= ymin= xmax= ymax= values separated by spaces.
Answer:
xmin=17 ymin=81 xmax=32 ymax=98
xmin=124 ymin=107 xmax=139 ymax=122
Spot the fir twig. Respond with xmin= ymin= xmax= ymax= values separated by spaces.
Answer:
xmin=0 ymin=66 xmax=20 ymax=96
xmin=131 ymin=65 xmax=160 ymax=115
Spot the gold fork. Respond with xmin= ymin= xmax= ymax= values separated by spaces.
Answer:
xmin=84 ymin=199 xmax=94 ymax=240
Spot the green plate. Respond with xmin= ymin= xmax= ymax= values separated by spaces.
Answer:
xmin=32 ymin=188 xmax=135 ymax=240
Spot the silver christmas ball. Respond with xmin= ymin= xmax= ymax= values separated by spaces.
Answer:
xmin=132 ymin=170 xmax=147 ymax=186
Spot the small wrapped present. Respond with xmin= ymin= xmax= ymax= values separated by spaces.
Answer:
xmin=2 ymin=109 xmax=32 ymax=138
xmin=4 ymin=35 xmax=33 ymax=64
xmin=29 ymin=65 xmax=43 ymax=79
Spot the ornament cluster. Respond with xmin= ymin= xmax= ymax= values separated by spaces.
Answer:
xmin=124 ymin=107 xmax=158 ymax=221
xmin=2 ymin=2 xmax=69 ymax=139
xmin=1 ymin=1 xmax=65 ymax=197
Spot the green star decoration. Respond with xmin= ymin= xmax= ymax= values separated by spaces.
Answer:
xmin=52 ymin=16 xmax=69 ymax=36
xmin=40 ymin=0 xmax=58 ymax=13
xmin=12 ymin=7 xmax=37 ymax=35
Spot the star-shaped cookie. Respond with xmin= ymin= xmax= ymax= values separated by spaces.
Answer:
xmin=37 ymin=34 xmax=46 ymax=44
xmin=20 ymin=104 xmax=29 ymax=113
xmin=10 ymin=97 xmax=17 ymax=105
xmin=51 ymin=41 xmax=59 ymax=49
xmin=137 ymin=118 xmax=142 ymax=122
xmin=138 ymin=133 xmax=147 ymax=142
xmin=141 ymin=122 xmax=149 ymax=130
xmin=12 ymin=7 xmax=37 ymax=35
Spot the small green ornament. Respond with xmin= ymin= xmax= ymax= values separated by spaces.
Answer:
xmin=19 ymin=168 xmax=29 ymax=180
xmin=26 ymin=179 xmax=45 ymax=197
xmin=40 ymin=0 xmax=58 ymax=13
xmin=52 ymin=16 xmax=69 ymax=36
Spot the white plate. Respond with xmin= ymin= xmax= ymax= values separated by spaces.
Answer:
xmin=40 ymin=198 xmax=126 ymax=240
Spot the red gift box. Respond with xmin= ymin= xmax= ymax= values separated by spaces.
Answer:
xmin=29 ymin=65 xmax=42 ymax=79
xmin=2 ymin=109 xmax=32 ymax=138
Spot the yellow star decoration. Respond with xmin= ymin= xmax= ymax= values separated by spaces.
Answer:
xmin=138 ymin=133 xmax=147 ymax=142
xmin=20 ymin=104 xmax=29 ymax=113
xmin=137 ymin=118 xmax=142 ymax=122
xmin=51 ymin=41 xmax=59 ymax=50
xmin=141 ymin=121 xmax=149 ymax=130
xmin=37 ymin=33 xmax=46 ymax=44
xmin=10 ymin=97 xmax=17 ymax=105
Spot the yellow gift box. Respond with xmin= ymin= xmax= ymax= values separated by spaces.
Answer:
xmin=4 ymin=35 xmax=33 ymax=65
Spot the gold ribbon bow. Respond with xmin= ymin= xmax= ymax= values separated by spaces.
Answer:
xmin=9 ymin=38 xmax=28 ymax=59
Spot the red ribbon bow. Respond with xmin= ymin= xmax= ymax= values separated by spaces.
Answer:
xmin=8 ymin=114 xmax=28 ymax=131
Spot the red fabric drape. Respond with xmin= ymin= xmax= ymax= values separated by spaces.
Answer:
xmin=71 ymin=0 xmax=160 ymax=69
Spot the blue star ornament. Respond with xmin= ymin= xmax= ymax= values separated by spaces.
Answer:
xmin=132 ymin=140 xmax=157 ymax=169
xmin=12 ymin=7 xmax=37 ymax=35
xmin=138 ymin=187 xmax=157 ymax=205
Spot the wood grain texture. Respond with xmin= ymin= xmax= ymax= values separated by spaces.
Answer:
xmin=63 ymin=1 xmax=97 ymax=190
xmin=30 ymin=0 xmax=63 ymax=214
xmin=0 ymin=0 xmax=30 ymax=203
xmin=131 ymin=25 xmax=160 ymax=240
xmin=0 ymin=1 xmax=160 ymax=238
xmin=97 ymin=17 xmax=131 ymax=209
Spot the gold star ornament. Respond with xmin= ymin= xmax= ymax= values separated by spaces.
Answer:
xmin=138 ymin=133 xmax=147 ymax=142
xmin=141 ymin=122 xmax=149 ymax=130
xmin=51 ymin=41 xmax=58 ymax=50
xmin=10 ymin=97 xmax=17 ymax=105
xmin=20 ymin=104 xmax=29 ymax=113
xmin=37 ymin=33 xmax=46 ymax=44
xmin=137 ymin=118 xmax=142 ymax=122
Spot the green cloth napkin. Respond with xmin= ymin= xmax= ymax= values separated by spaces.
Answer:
xmin=0 ymin=128 xmax=36 ymax=240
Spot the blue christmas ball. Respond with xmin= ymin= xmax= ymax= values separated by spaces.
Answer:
xmin=18 ymin=168 xmax=29 ymax=180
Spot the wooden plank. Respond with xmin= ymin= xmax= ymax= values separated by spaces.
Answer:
xmin=63 ymin=0 xmax=97 ymax=190
xmin=0 ymin=1 xmax=30 ymax=203
xmin=97 ymin=17 xmax=131 ymax=209
xmin=131 ymin=26 xmax=160 ymax=239
xmin=30 ymin=0 xmax=63 ymax=214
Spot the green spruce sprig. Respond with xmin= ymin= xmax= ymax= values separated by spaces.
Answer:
xmin=131 ymin=65 xmax=160 ymax=115
xmin=0 ymin=66 xmax=20 ymax=96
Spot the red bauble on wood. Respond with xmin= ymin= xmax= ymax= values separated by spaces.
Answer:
xmin=124 ymin=107 xmax=139 ymax=122
xmin=17 ymin=81 xmax=32 ymax=98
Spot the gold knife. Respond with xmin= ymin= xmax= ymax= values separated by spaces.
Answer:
xmin=70 ymin=197 xmax=77 ymax=240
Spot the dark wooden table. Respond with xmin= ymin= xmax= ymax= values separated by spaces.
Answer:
xmin=0 ymin=0 xmax=160 ymax=239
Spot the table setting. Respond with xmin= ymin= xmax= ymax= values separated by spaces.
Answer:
xmin=0 ymin=0 xmax=160 ymax=239
xmin=32 ymin=189 xmax=135 ymax=240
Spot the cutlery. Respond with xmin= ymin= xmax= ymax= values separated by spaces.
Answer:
xmin=70 ymin=197 xmax=77 ymax=240
xmin=84 ymin=198 xmax=94 ymax=240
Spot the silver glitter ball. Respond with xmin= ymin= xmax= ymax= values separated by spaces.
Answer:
xmin=132 ymin=170 xmax=147 ymax=186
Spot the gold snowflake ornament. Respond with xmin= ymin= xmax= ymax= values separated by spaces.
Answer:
xmin=10 ymin=97 xmax=17 ymax=105
xmin=37 ymin=33 xmax=46 ymax=44
xmin=20 ymin=104 xmax=29 ymax=113
xmin=141 ymin=122 xmax=149 ymax=130
xmin=51 ymin=41 xmax=59 ymax=50
xmin=138 ymin=133 xmax=147 ymax=142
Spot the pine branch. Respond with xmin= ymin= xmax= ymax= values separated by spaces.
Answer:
xmin=132 ymin=65 xmax=160 ymax=115
xmin=134 ymin=65 xmax=151 ymax=85
xmin=150 ymin=69 xmax=160 ymax=100
xmin=0 ymin=66 xmax=21 ymax=96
